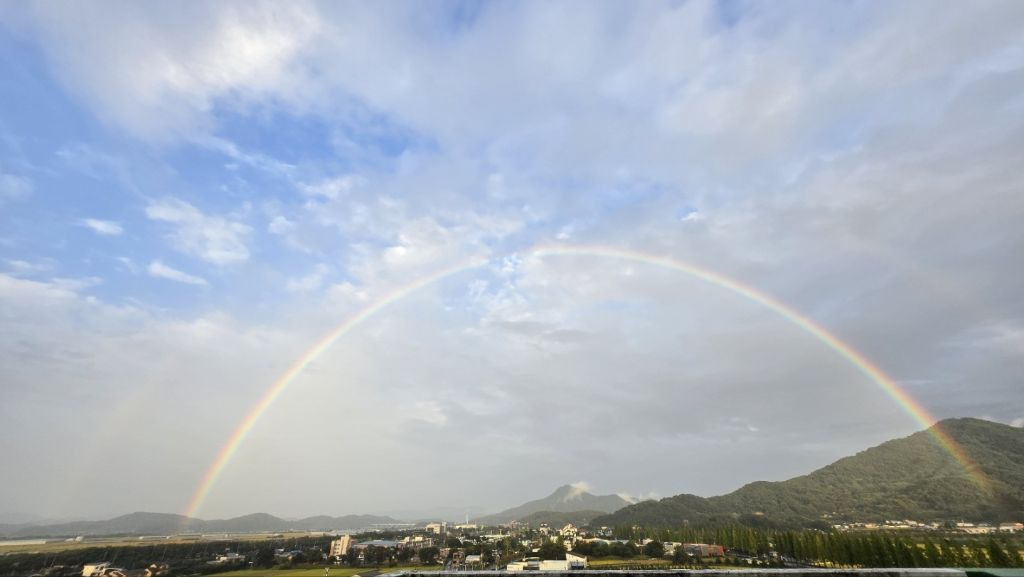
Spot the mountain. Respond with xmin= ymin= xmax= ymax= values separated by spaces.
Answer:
xmin=0 ymin=511 xmax=402 ymax=538
xmin=476 ymin=485 xmax=633 ymax=525
xmin=594 ymin=418 xmax=1024 ymax=528
xmin=517 ymin=509 xmax=611 ymax=527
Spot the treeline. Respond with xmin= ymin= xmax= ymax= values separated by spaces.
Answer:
xmin=0 ymin=536 xmax=333 ymax=577
xmin=618 ymin=526 xmax=1023 ymax=568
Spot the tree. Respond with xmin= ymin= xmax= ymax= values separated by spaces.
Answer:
xmin=643 ymin=541 xmax=665 ymax=558
xmin=537 ymin=541 xmax=566 ymax=560
xmin=255 ymin=548 xmax=275 ymax=568
xmin=418 ymin=547 xmax=440 ymax=565
xmin=987 ymin=539 xmax=1013 ymax=567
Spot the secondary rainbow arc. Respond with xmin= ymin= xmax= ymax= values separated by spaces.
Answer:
xmin=183 ymin=245 xmax=989 ymax=519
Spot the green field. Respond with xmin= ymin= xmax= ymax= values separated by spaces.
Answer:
xmin=214 ymin=566 xmax=441 ymax=577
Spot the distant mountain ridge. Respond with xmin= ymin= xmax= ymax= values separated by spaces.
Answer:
xmin=0 ymin=511 xmax=402 ymax=538
xmin=594 ymin=418 xmax=1024 ymax=528
xmin=475 ymin=485 xmax=633 ymax=525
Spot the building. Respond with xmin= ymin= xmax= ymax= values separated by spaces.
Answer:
xmin=506 ymin=553 xmax=587 ymax=571
xmin=82 ymin=564 xmax=111 ymax=577
xmin=999 ymin=522 xmax=1023 ymax=533
xmin=683 ymin=543 xmax=725 ymax=558
xmin=558 ymin=524 xmax=579 ymax=550
xmin=211 ymin=553 xmax=246 ymax=565
xmin=426 ymin=522 xmax=447 ymax=534
xmin=329 ymin=535 xmax=353 ymax=557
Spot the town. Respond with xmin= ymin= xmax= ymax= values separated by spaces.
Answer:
xmin=4 ymin=516 xmax=1022 ymax=577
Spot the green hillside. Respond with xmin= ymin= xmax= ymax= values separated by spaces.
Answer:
xmin=594 ymin=418 xmax=1024 ymax=528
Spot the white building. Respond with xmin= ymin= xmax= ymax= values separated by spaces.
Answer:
xmin=506 ymin=553 xmax=587 ymax=571
xmin=425 ymin=522 xmax=446 ymax=534
xmin=213 ymin=553 xmax=246 ymax=565
xmin=329 ymin=535 xmax=353 ymax=557
xmin=999 ymin=522 xmax=1023 ymax=533
xmin=82 ymin=563 xmax=111 ymax=577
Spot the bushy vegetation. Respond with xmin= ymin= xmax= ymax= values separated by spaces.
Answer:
xmin=611 ymin=525 xmax=1024 ymax=568
xmin=0 ymin=536 xmax=333 ymax=577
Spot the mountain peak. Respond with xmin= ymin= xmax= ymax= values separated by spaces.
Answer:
xmin=550 ymin=483 xmax=592 ymax=501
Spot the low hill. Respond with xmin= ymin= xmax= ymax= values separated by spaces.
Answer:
xmin=593 ymin=418 xmax=1024 ymax=528
xmin=476 ymin=485 xmax=633 ymax=525
xmin=0 ymin=511 xmax=402 ymax=538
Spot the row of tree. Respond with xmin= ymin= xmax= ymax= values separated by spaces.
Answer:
xmin=617 ymin=525 xmax=1023 ymax=568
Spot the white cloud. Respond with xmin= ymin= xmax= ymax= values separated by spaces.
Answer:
xmin=0 ymin=170 xmax=33 ymax=201
xmin=299 ymin=175 xmax=362 ymax=200
xmin=267 ymin=215 xmax=294 ymax=235
xmin=145 ymin=198 xmax=250 ymax=265
xmin=78 ymin=218 xmax=123 ymax=236
xmin=410 ymin=401 xmax=447 ymax=426
xmin=147 ymin=260 xmax=208 ymax=286
xmin=1011 ymin=418 xmax=1023 ymax=428
xmin=285 ymin=264 xmax=328 ymax=293
xmin=565 ymin=481 xmax=592 ymax=499
xmin=4 ymin=1 xmax=1024 ymax=518
xmin=4 ymin=258 xmax=53 ymax=276
xmin=17 ymin=2 xmax=322 ymax=143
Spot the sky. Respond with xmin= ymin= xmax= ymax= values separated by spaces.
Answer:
xmin=0 ymin=0 xmax=1023 ymax=522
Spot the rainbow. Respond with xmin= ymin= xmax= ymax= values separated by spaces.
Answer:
xmin=183 ymin=245 xmax=989 ymax=519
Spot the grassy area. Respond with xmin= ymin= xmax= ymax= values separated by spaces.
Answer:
xmin=215 ymin=566 xmax=441 ymax=577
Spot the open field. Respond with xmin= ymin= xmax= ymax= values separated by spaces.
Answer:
xmin=0 ymin=533 xmax=325 ymax=554
xmin=215 ymin=566 xmax=441 ymax=577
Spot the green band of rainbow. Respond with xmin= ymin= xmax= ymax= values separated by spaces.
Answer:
xmin=183 ymin=245 xmax=989 ymax=519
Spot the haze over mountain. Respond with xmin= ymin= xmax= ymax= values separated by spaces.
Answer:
xmin=475 ymin=484 xmax=634 ymax=525
xmin=594 ymin=418 xmax=1024 ymax=528
xmin=0 ymin=512 xmax=401 ymax=539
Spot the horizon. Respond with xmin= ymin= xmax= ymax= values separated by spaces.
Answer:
xmin=2 ymin=416 xmax=1014 ymax=524
xmin=1 ymin=1 xmax=1023 ymax=521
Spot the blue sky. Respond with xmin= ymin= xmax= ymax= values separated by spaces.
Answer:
xmin=1 ymin=0 xmax=1023 ymax=520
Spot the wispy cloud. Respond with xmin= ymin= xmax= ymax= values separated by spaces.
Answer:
xmin=147 ymin=260 xmax=207 ymax=286
xmin=0 ymin=170 xmax=32 ymax=201
xmin=145 ymin=198 xmax=250 ymax=265
xmin=286 ymin=264 xmax=328 ymax=293
xmin=78 ymin=218 xmax=123 ymax=236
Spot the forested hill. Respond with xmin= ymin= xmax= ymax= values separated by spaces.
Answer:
xmin=593 ymin=418 xmax=1024 ymax=528
xmin=476 ymin=485 xmax=633 ymax=525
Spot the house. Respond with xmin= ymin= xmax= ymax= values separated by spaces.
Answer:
xmin=275 ymin=550 xmax=305 ymax=562
xmin=565 ymin=552 xmax=587 ymax=568
xmin=999 ymin=522 xmax=1023 ymax=533
xmin=82 ymin=564 xmax=110 ymax=577
xmin=465 ymin=554 xmax=483 ymax=565
xmin=506 ymin=557 xmax=541 ymax=571
xmin=352 ymin=539 xmax=402 ymax=549
xmin=211 ymin=552 xmax=246 ymax=565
